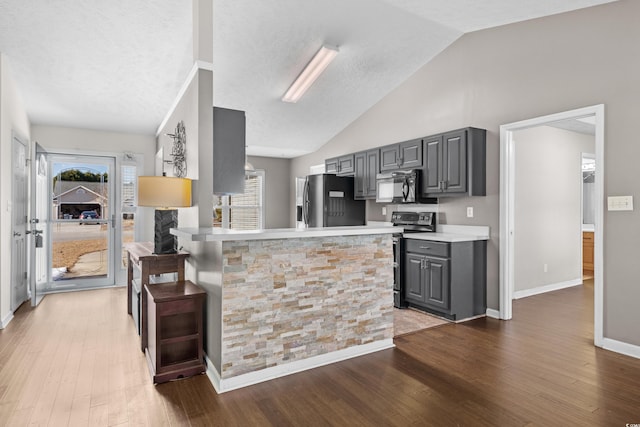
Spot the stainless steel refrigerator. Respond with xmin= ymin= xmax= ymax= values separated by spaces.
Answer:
xmin=302 ymin=174 xmax=366 ymax=227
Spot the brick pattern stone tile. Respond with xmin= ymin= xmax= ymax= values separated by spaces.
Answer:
xmin=220 ymin=234 xmax=393 ymax=378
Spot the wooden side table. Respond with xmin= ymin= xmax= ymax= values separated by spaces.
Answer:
xmin=124 ymin=242 xmax=190 ymax=351
xmin=144 ymin=280 xmax=206 ymax=384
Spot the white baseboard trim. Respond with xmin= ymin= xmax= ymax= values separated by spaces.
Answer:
xmin=204 ymin=354 xmax=222 ymax=393
xmin=205 ymin=339 xmax=395 ymax=393
xmin=1 ymin=312 xmax=14 ymax=329
xmin=486 ymin=308 xmax=501 ymax=319
xmin=602 ymin=338 xmax=640 ymax=359
xmin=513 ymin=278 xmax=582 ymax=300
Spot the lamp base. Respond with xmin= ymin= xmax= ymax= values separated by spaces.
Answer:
xmin=154 ymin=209 xmax=178 ymax=254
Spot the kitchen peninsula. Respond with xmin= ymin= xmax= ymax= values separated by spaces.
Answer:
xmin=171 ymin=225 xmax=402 ymax=392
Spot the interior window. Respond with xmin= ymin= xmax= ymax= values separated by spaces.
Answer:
xmin=214 ymin=170 xmax=265 ymax=230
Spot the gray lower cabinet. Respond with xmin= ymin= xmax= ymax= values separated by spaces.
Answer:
xmin=354 ymin=149 xmax=379 ymax=199
xmin=422 ymin=127 xmax=486 ymax=197
xmin=403 ymin=238 xmax=486 ymax=321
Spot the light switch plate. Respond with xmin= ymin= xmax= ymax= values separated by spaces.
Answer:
xmin=466 ymin=207 xmax=474 ymax=218
xmin=607 ymin=196 xmax=633 ymax=211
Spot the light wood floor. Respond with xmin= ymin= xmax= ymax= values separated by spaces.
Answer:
xmin=1 ymin=280 xmax=639 ymax=426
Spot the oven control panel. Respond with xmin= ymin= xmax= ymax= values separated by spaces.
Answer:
xmin=391 ymin=211 xmax=436 ymax=231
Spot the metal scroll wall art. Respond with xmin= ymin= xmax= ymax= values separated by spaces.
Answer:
xmin=166 ymin=121 xmax=187 ymax=177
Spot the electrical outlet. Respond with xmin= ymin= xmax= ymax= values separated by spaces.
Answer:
xmin=382 ymin=207 xmax=387 ymax=216
xmin=543 ymin=263 xmax=548 ymax=273
xmin=466 ymin=207 xmax=473 ymax=218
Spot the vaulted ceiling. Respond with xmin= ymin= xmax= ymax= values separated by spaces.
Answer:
xmin=0 ymin=0 xmax=617 ymax=157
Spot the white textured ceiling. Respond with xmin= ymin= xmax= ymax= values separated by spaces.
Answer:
xmin=0 ymin=0 xmax=617 ymax=157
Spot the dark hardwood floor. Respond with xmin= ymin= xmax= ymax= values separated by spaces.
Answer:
xmin=1 ymin=279 xmax=639 ymax=426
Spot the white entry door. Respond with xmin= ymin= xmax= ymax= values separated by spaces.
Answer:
xmin=11 ymin=136 xmax=29 ymax=310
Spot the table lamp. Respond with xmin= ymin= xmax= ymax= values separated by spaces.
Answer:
xmin=138 ymin=175 xmax=192 ymax=254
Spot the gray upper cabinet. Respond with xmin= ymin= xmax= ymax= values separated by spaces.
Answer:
xmin=399 ymin=139 xmax=423 ymax=169
xmin=422 ymin=127 xmax=485 ymax=197
xmin=323 ymin=126 xmax=485 ymax=201
xmin=354 ymin=152 xmax=366 ymax=198
xmin=423 ymin=135 xmax=442 ymax=194
xmin=325 ymin=154 xmax=355 ymax=176
xmin=354 ymin=149 xmax=379 ymax=200
xmin=380 ymin=144 xmax=400 ymax=171
xmin=380 ymin=139 xmax=423 ymax=172
xmin=365 ymin=149 xmax=379 ymax=198
xmin=325 ymin=157 xmax=339 ymax=174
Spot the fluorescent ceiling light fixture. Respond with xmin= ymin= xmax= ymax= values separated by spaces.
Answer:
xmin=282 ymin=44 xmax=339 ymax=103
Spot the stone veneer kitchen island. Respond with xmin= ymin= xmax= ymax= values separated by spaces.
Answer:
xmin=171 ymin=225 xmax=402 ymax=392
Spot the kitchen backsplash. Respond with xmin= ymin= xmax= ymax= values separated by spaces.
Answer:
xmin=366 ymin=200 xmax=440 ymax=222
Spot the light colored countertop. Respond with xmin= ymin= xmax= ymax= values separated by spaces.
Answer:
xmin=403 ymin=224 xmax=490 ymax=243
xmin=582 ymin=224 xmax=595 ymax=232
xmin=171 ymin=225 xmax=404 ymax=242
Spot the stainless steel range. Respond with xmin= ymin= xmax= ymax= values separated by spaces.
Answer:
xmin=391 ymin=211 xmax=436 ymax=308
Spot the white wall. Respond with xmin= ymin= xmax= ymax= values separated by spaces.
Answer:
xmin=290 ymin=0 xmax=640 ymax=346
xmin=247 ymin=155 xmax=291 ymax=229
xmin=0 ymin=54 xmax=31 ymax=325
xmin=155 ymin=71 xmax=203 ymax=230
xmin=513 ymin=126 xmax=594 ymax=293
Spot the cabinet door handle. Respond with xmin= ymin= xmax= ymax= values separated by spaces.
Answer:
xmin=419 ymin=246 xmax=431 ymax=250
xmin=425 ymin=260 xmax=431 ymax=269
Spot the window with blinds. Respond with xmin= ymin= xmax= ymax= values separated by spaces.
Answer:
xmin=121 ymin=164 xmax=137 ymax=268
xmin=214 ymin=170 xmax=265 ymax=230
xmin=121 ymin=165 xmax=136 ymax=211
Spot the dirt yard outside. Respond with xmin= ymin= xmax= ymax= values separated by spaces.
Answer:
xmin=53 ymin=239 xmax=107 ymax=271
xmin=52 ymin=220 xmax=134 ymax=272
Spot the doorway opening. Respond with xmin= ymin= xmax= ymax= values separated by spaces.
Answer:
xmin=34 ymin=152 xmax=117 ymax=295
xmin=500 ymin=104 xmax=604 ymax=347
xmin=582 ymin=153 xmax=595 ymax=281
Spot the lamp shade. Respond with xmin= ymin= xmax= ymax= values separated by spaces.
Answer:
xmin=138 ymin=176 xmax=192 ymax=208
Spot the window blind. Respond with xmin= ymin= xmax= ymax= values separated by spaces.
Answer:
xmin=214 ymin=171 xmax=265 ymax=230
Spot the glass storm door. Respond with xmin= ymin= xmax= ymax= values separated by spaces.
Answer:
xmin=30 ymin=145 xmax=49 ymax=306
xmin=42 ymin=153 xmax=116 ymax=291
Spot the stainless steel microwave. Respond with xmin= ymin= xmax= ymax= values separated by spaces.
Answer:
xmin=376 ymin=169 xmax=419 ymax=203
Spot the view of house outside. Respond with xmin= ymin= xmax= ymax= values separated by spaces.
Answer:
xmin=51 ymin=164 xmax=110 ymax=280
